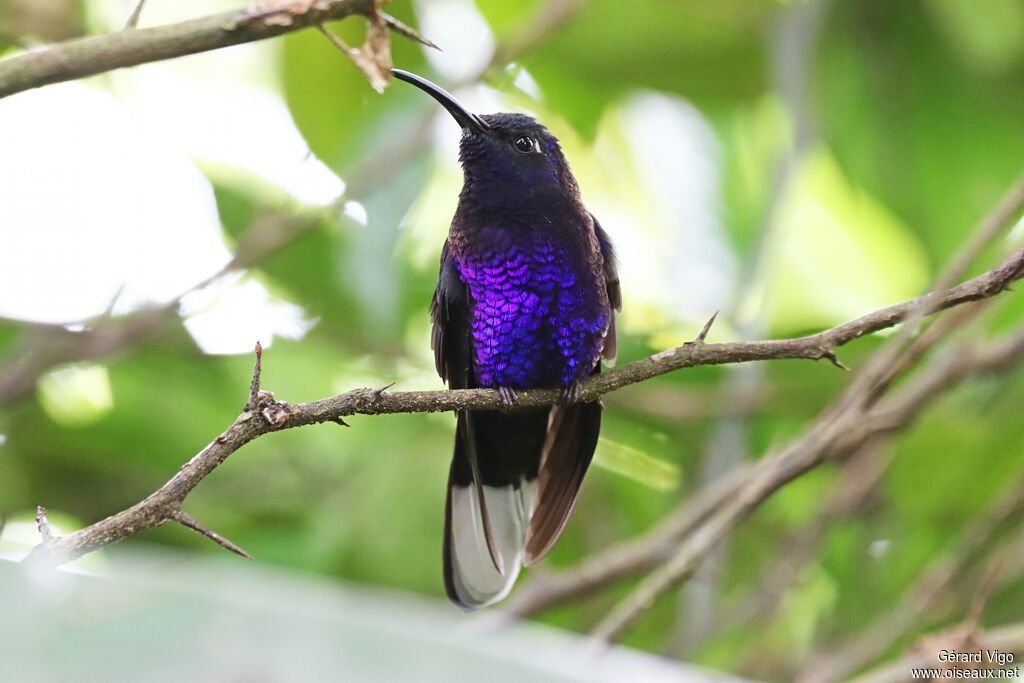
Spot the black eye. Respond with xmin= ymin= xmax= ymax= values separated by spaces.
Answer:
xmin=514 ymin=135 xmax=537 ymax=154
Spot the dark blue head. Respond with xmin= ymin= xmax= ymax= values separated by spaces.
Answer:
xmin=392 ymin=69 xmax=579 ymax=207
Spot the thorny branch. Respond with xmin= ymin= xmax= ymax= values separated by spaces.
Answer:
xmin=22 ymin=241 xmax=1024 ymax=568
xmin=586 ymin=318 xmax=1024 ymax=646
xmin=0 ymin=0 xmax=383 ymax=100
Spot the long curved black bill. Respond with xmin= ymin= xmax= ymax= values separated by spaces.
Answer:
xmin=392 ymin=69 xmax=490 ymax=135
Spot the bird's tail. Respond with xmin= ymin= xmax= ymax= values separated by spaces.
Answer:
xmin=443 ymin=400 xmax=601 ymax=609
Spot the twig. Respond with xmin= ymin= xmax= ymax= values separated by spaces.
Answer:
xmin=25 ymin=348 xmax=271 ymax=566
xmin=0 ymin=209 xmax=315 ymax=409
xmin=717 ymin=444 xmax=893 ymax=663
xmin=0 ymin=304 xmax=178 ymax=408
xmin=247 ymin=340 xmax=263 ymax=411
xmin=848 ymin=619 xmax=1024 ymax=683
xmin=966 ymin=555 xmax=1004 ymax=629
xmin=800 ymin=468 xmax=1024 ymax=682
xmin=36 ymin=506 xmax=53 ymax=543
xmin=506 ymin=465 xmax=754 ymax=617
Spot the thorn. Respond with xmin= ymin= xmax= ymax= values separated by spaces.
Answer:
xmin=36 ymin=506 xmax=53 ymax=543
xmin=823 ymin=351 xmax=850 ymax=371
xmin=171 ymin=509 xmax=252 ymax=560
xmin=124 ymin=0 xmax=146 ymax=29
xmin=100 ymin=283 xmax=126 ymax=319
xmin=695 ymin=311 xmax=719 ymax=343
xmin=370 ymin=382 xmax=396 ymax=400
xmin=331 ymin=416 xmax=351 ymax=427
xmin=380 ymin=11 xmax=441 ymax=51
xmin=316 ymin=23 xmax=355 ymax=56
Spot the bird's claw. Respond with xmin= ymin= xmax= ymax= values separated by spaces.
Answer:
xmin=498 ymin=386 xmax=519 ymax=407
xmin=560 ymin=380 xmax=582 ymax=405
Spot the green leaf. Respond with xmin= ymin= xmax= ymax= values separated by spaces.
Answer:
xmin=473 ymin=0 xmax=548 ymax=42
xmin=518 ymin=0 xmax=774 ymax=139
xmin=818 ymin=1 xmax=1024 ymax=265
xmin=766 ymin=146 xmax=930 ymax=335
xmin=593 ymin=437 xmax=681 ymax=491
xmin=924 ymin=0 xmax=1024 ymax=74
xmin=281 ymin=6 xmax=427 ymax=173
xmin=37 ymin=364 xmax=114 ymax=427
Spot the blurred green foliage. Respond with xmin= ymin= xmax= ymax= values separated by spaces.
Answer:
xmin=2 ymin=0 xmax=1024 ymax=679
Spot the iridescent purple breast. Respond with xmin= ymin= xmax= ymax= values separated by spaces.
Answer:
xmin=453 ymin=230 xmax=608 ymax=389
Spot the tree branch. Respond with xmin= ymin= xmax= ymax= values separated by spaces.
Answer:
xmin=21 ymin=243 xmax=1024 ymax=569
xmin=0 ymin=0 xmax=381 ymax=100
xmin=586 ymin=320 xmax=1024 ymax=645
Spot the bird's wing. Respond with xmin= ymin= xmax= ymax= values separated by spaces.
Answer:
xmin=592 ymin=214 xmax=621 ymax=366
xmin=434 ymin=242 xmax=535 ymax=608
xmin=431 ymin=241 xmax=473 ymax=388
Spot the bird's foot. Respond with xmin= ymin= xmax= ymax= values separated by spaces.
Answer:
xmin=560 ymin=380 xmax=582 ymax=405
xmin=498 ymin=386 xmax=520 ymax=408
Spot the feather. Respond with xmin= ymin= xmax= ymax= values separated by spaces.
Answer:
xmin=524 ymin=398 xmax=602 ymax=565
xmin=460 ymin=411 xmax=505 ymax=575
xmin=593 ymin=214 xmax=620 ymax=366
xmin=444 ymin=477 xmax=536 ymax=609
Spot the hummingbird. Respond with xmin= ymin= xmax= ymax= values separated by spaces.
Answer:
xmin=392 ymin=69 xmax=620 ymax=609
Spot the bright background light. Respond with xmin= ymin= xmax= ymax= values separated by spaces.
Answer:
xmin=0 ymin=0 xmax=345 ymax=354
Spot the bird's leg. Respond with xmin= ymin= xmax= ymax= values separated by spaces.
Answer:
xmin=498 ymin=386 xmax=520 ymax=408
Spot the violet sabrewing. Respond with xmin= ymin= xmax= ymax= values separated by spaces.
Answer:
xmin=392 ymin=69 xmax=621 ymax=609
